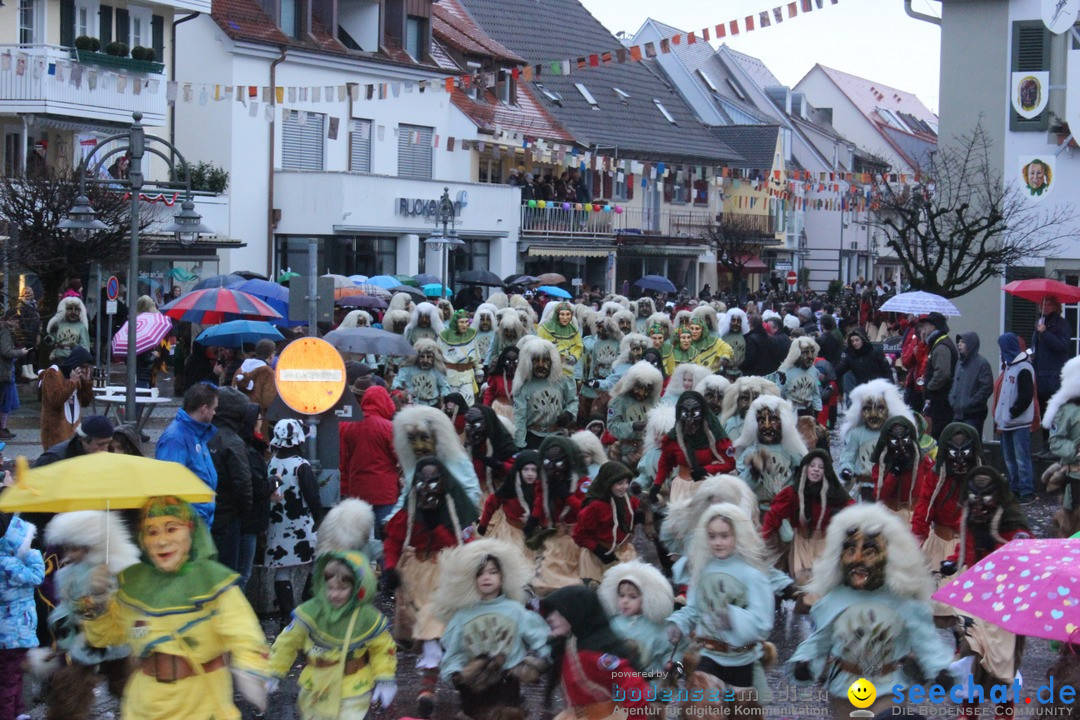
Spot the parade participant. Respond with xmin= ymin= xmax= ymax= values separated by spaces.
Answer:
xmin=439 ymin=310 xmax=483 ymax=405
xmin=572 ymin=430 xmax=607 ymax=480
xmin=487 ymin=292 xmax=508 ymax=310
xmin=539 ymin=585 xmax=652 ymax=720
xmin=940 ymin=467 xmax=1031 ymax=717
xmin=391 ymin=339 xmax=451 ymax=408
xmin=673 ymin=309 xmax=693 ymax=331
xmin=695 ymin=374 xmax=730 ymax=417
xmin=338 ymin=309 xmax=374 ymax=329
xmin=654 ymin=391 xmax=736 ymax=505
xmin=788 ymin=503 xmax=954 ymax=718
xmin=718 ymin=308 xmax=750 ymax=380
xmin=45 ymin=296 xmax=90 ymax=362
xmin=81 ymin=496 xmax=269 ymax=720
xmin=537 ymin=302 xmax=584 ymax=377
xmin=524 ymin=436 xmax=589 ymax=596
xmin=471 ymin=304 xmax=498 ymax=366
xmin=735 ymin=396 xmax=807 ymax=512
xmin=641 ymin=346 xmax=669 ymax=395
xmin=513 ymin=338 xmax=577 ymax=450
xmin=836 ymin=379 xmax=913 ymax=491
xmin=435 ymin=539 xmax=550 ymax=720
xmin=719 ymin=376 xmax=780 ymax=441
xmin=314 ymin=498 xmax=380 ymax=563
xmin=0 ymin=512 xmax=44 ymax=720
xmin=405 ymin=302 xmax=444 ymax=346
xmin=612 ymin=308 xmax=635 ymax=337
xmin=36 ymin=512 xmax=138 ymax=720
xmin=482 ymin=345 xmax=518 ymax=423
xmin=1046 ymin=355 xmax=1080 ymax=532
xmin=664 ymin=325 xmax=698 ymax=374
xmin=690 ymin=313 xmax=733 ymax=373
xmin=607 ymin=361 xmax=663 ymax=471
xmin=574 ymin=461 xmax=639 ymax=586
xmin=380 ymin=457 xmax=479 ymax=718
xmin=666 ymin=503 xmax=775 ymax=713
xmin=635 ymin=297 xmax=656 ymax=333
xmin=477 ymin=451 xmax=539 ymax=559
xmin=437 ymin=299 xmax=454 ymax=323
xmin=869 ymin=415 xmax=935 ymax=520
xmin=463 ymin=405 xmax=516 ymax=495
xmin=268 ymin=550 xmax=397 ymax=720
xmin=599 ymin=332 xmax=649 ymax=392
xmin=485 ymin=309 xmax=525 ymax=368
xmin=38 ymin=345 xmax=95 ymax=450
xmin=392 ymin=405 xmax=482 ymax=511
xmin=599 ymin=560 xmax=677 ymax=674
xmin=579 ymin=314 xmax=622 ymax=422
xmin=509 ymin=296 xmax=536 ymax=335
xmin=661 ymin=362 xmax=710 ymax=406
xmin=388 ymin=292 xmax=414 ymax=316
xmin=633 ymin=405 xmax=675 ymax=499
xmin=760 ymin=450 xmax=852 ymax=608
xmin=777 ymin=336 xmax=822 ymax=417
xmin=383 ymin=308 xmax=411 ymax=336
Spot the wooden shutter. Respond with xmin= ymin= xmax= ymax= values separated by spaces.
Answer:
xmin=115 ymin=7 xmax=129 ymax=47
xmin=152 ymin=15 xmax=164 ymax=59
xmin=397 ymin=124 xmax=433 ymax=179
xmin=349 ymin=119 xmax=372 ymax=173
xmin=99 ymin=5 xmax=113 ymax=45
xmin=281 ymin=111 xmax=326 ymax=171
xmin=1010 ymin=20 xmax=1050 ymax=131
xmin=60 ymin=0 xmax=75 ymax=46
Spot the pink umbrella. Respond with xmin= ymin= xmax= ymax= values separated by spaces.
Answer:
xmin=111 ymin=312 xmax=174 ymax=356
xmin=933 ymin=538 xmax=1080 ymax=642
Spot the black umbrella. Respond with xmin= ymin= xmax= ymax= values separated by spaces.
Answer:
xmin=504 ymin=273 xmax=539 ymax=287
xmin=324 ymin=328 xmax=416 ymax=356
xmin=233 ymin=270 xmax=269 ymax=281
xmin=457 ymin=269 xmax=504 ymax=287
xmin=389 ymin=285 xmax=426 ymax=301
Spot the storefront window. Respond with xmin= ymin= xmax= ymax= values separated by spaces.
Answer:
xmin=276 ymin=236 xmax=396 ymax=278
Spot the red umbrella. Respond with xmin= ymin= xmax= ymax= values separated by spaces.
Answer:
xmin=112 ymin=312 xmax=174 ymax=355
xmin=159 ymin=288 xmax=283 ymax=325
xmin=1003 ymin=278 xmax=1080 ymax=304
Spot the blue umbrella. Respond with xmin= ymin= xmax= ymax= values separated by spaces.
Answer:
xmin=634 ymin=275 xmax=677 ymax=294
xmin=231 ymin=279 xmax=303 ymax=328
xmin=366 ymin=275 xmax=400 ymax=289
xmin=192 ymin=273 xmax=246 ymax=290
xmin=196 ymin=320 xmax=284 ymax=348
xmin=413 ymin=273 xmax=441 ymax=285
xmin=348 ymin=274 xmax=369 ymax=285
xmin=537 ymin=285 xmax=572 ymax=299
xmin=423 ymin=283 xmax=453 ymax=298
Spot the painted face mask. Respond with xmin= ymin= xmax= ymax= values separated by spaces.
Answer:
xmin=728 ymin=316 xmax=743 ymax=334
xmin=631 ymin=381 xmax=651 ymax=402
xmin=480 ymin=316 xmax=492 ymax=332
xmin=679 ymin=396 xmax=705 ymax=437
xmin=703 ymin=386 xmax=724 ymax=415
xmin=542 ymin=444 xmax=572 ymax=497
xmin=557 ymin=309 xmax=573 ymax=327
xmin=643 ymin=349 xmax=663 ymax=374
xmin=841 ymin=527 xmax=887 ymax=591
xmin=596 ymin=322 xmax=610 ymax=340
xmin=532 ymin=352 xmax=552 ymax=380
xmin=503 ymin=349 xmax=519 ymax=376
xmin=797 ymin=345 xmax=816 ymax=369
xmin=737 ymin=388 xmax=759 ymax=419
xmin=419 ymin=314 xmax=431 ymax=328
xmin=393 ymin=318 xmax=408 ymax=333
xmin=861 ymin=396 xmax=889 ymax=431
xmin=417 ymin=349 xmax=435 ymax=371
xmin=464 ymin=407 xmax=486 ymax=448
xmin=690 ymin=324 xmax=703 ymax=342
xmin=757 ymin=407 xmax=782 ymax=445
xmin=678 ymin=330 xmax=693 ymax=351
xmin=407 ymin=425 xmax=437 ymax=456
xmin=415 ymin=463 xmax=445 ymax=511
xmin=618 ymin=318 xmax=632 ymax=334
xmin=456 ymin=317 xmax=470 ymax=334
xmin=885 ymin=423 xmax=916 ymax=469
xmin=966 ymin=474 xmax=1000 ymax=526
xmin=629 ymin=343 xmax=645 ymax=363
xmin=140 ymin=499 xmax=196 ymax=574
xmin=945 ymin=432 xmax=977 ymax=477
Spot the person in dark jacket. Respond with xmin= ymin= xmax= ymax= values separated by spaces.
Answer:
xmin=238 ymin=402 xmax=270 ymax=590
xmin=1033 ymin=295 xmax=1074 ymax=457
xmin=741 ymin=313 xmax=781 ymax=377
xmin=208 ymin=386 xmax=253 ymax=574
xmin=918 ymin=312 xmax=958 ymax=442
xmin=994 ymin=333 xmax=1036 ymax=504
xmin=948 ymin=331 xmax=994 ymax=432
xmin=32 ymin=414 xmax=114 ymax=467
xmin=817 ymin=314 xmax=843 ymax=367
xmin=835 ymin=328 xmax=891 ymax=395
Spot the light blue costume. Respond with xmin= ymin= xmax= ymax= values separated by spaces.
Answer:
xmin=391 ymin=365 xmax=451 ymax=407
xmin=50 ymin=563 xmax=131 ymax=665
xmin=0 ymin=516 xmax=45 ymax=650
xmin=836 ymin=426 xmax=881 ymax=480
xmin=439 ymin=596 xmax=550 ymax=681
xmin=781 ymin=365 xmax=821 ymax=414
xmin=610 ymin=614 xmax=675 ymax=675
xmin=737 ymin=444 xmax=804 ymax=511
xmin=513 ymin=376 xmax=578 ymax=448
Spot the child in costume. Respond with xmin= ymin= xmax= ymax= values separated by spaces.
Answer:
xmin=523 ymin=436 xmax=589 ymax=597
xmin=869 ymin=415 xmax=936 ymax=521
xmin=777 ymin=336 xmax=822 ymax=417
xmin=599 ymin=560 xmax=678 ymax=675
xmin=660 ymin=363 xmax=710 ymax=407
xmin=38 ymin=511 xmax=140 ymax=720
xmin=477 ymin=451 xmax=539 ymax=560
xmin=573 ymin=461 xmax=639 ymax=586
xmin=653 ymin=391 xmax=736 ymax=505
xmin=81 ymin=496 xmax=269 ymax=720
xmin=0 ymin=512 xmax=44 ymax=720
xmin=391 ymin=339 xmax=452 ymax=408
xmin=435 ymin=539 xmax=550 ymax=720
xmin=268 ymin=551 xmax=398 ymax=720
xmin=666 ymin=503 xmax=775 ymax=714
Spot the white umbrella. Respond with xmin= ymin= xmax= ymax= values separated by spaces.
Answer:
xmin=879 ymin=291 xmax=961 ymax=317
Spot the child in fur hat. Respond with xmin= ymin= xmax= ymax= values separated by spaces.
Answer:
xmin=37 ymin=512 xmax=140 ymax=720
xmin=572 ymin=461 xmax=639 ymax=586
xmin=435 ymin=539 xmax=550 ymax=720
xmin=599 ymin=560 xmax=679 ymax=675
xmin=477 ymin=451 xmax=539 ymax=560
xmin=0 ymin=513 xmax=44 ymax=720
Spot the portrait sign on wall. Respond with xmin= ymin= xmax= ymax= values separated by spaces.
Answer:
xmin=1018 ymin=155 xmax=1054 ymax=201
xmin=1011 ymin=71 xmax=1049 ymax=119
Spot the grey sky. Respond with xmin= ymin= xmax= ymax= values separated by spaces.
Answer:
xmin=580 ymin=0 xmax=943 ymax=113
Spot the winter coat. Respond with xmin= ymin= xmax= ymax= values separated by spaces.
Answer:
xmin=948 ymin=332 xmax=993 ymax=417
xmin=994 ymin=333 xmax=1036 ymax=432
xmin=655 ymin=434 xmax=736 ymax=488
xmin=240 ymin=404 xmax=271 ymax=534
xmin=817 ymin=331 xmax=843 ymax=367
xmin=340 ymin=386 xmax=400 ymax=506
xmin=156 ymin=408 xmax=219 ymax=528
xmin=33 ymin=435 xmax=92 ymax=468
xmin=741 ymin=325 xmax=779 ymax=377
xmin=209 ymin=389 xmax=253 ymax=527
xmin=231 ymin=360 xmax=277 ymax=413
xmin=760 ymin=485 xmax=852 ymax=539
xmin=900 ymin=328 xmax=928 ymax=391
xmin=0 ymin=326 xmax=22 ymax=382
xmin=922 ymin=330 xmax=957 ymax=399
xmin=835 ymin=329 xmax=891 ymax=386
xmin=1033 ymin=311 xmax=1073 ymax=396
xmin=0 ymin=515 xmax=45 ymax=649
xmin=38 ymin=366 xmax=94 ymax=451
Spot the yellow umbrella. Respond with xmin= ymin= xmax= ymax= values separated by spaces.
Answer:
xmin=0 ymin=454 xmax=216 ymax=513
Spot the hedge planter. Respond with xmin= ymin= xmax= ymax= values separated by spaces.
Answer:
xmin=72 ymin=49 xmax=165 ymax=74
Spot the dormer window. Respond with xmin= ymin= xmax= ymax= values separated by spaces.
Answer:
xmin=467 ymin=60 xmax=481 ymax=100
xmin=405 ymin=15 xmax=426 ymax=60
xmin=536 ymin=83 xmax=562 ymax=105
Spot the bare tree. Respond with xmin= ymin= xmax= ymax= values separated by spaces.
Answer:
xmin=873 ymin=123 xmax=1073 ymax=298
xmin=701 ymin=214 xmax=777 ymax=298
xmin=0 ymin=168 xmax=157 ymax=319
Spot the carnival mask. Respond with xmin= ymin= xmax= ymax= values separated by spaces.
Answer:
xmin=417 ymin=349 xmax=435 ymax=371
xmin=690 ymin=324 xmax=703 ymax=342
xmin=679 ymin=397 xmax=705 ymax=437
xmin=456 ymin=317 xmax=470 ymax=334
xmin=678 ymin=331 xmax=693 ymax=351
xmin=558 ymin=308 xmax=573 ymax=327
xmin=841 ymin=527 xmax=887 ymax=592
xmin=542 ymin=445 xmax=572 ymax=496
xmin=757 ymin=407 xmax=782 ymax=445
xmin=946 ymin=432 xmax=977 ymax=477
xmin=416 ymin=464 xmax=445 ymax=511
xmin=650 ymin=332 xmax=666 ymax=349
xmin=596 ymin=322 xmax=610 ymax=340
xmin=861 ymin=397 xmax=889 ymax=431
xmin=618 ymin=318 xmax=632 ymax=334
xmin=885 ymin=423 xmax=916 ymax=469
xmin=703 ymin=386 xmax=724 ymax=415
xmin=480 ymin=316 xmax=492 ymax=332
xmin=503 ymin=349 xmax=519 ymax=376
xmin=142 ymin=516 xmax=193 ymax=574
xmin=729 ymin=315 xmax=743 ymax=334
xmin=644 ymin=349 xmax=663 ymax=373
xmin=532 ymin=353 xmax=552 ymax=380
xmin=966 ymin=474 xmax=999 ymax=526
xmin=737 ymin=388 xmax=759 ymax=419
xmin=464 ymin=407 xmax=486 ymax=448
xmin=439 ymin=302 xmax=453 ymax=321
xmin=392 ymin=317 xmax=408 ymax=334
xmin=629 ymin=344 xmax=645 ymax=363
xmin=797 ymin=346 xmax=816 ymax=369
xmin=407 ymin=425 xmax=437 ymax=456
xmin=419 ymin=314 xmax=431 ymax=328
xmin=631 ymin=382 xmax=651 ymax=402
xmin=638 ymin=303 xmax=651 ymax=318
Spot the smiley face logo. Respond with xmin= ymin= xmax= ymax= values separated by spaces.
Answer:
xmin=847 ymin=677 xmax=876 ymax=709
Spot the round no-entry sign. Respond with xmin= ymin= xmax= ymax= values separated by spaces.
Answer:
xmin=106 ymin=276 xmax=120 ymax=301
xmin=786 ymin=270 xmax=798 ymax=287
xmin=275 ymin=337 xmax=346 ymax=415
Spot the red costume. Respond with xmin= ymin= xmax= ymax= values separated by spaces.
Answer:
xmin=482 ymin=374 xmax=513 ymax=406
xmin=477 ymin=495 xmax=530 ymax=531
xmin=950 ymin=526 xmax=1028 ymax=568
xmin=382 ymin=510 xmax=463 ymax=569
xmin=870 ymin=454 xmax=936 ymax=511
xmin=531 ymin=487 xmax=587 ymax=527
xmin=470 ymin=453 xmax=514 ymax=495
xmin=654 ymin=435 xmax=735 ymax=489
xmin=572 ymin=496 xmax=639 ymax=553
xmin=760 ymin=486 xmax=852 ymax=540
xmin=910 ymin=472 xmax=965 ymax=543
xmin=560 ymin=645 xmax=652 ymax=714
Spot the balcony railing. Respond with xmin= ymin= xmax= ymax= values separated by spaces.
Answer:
xmin=0 ymin=44 xmax=167 ymax=125
xmin=520 ymin=206 xmax=721 ymax=240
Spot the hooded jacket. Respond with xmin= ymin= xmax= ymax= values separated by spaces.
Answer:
xmin=0 ymin=515 xmax=45 ymax=649
xmin=835 ymin=328 xmax=891 ymax=386
xmin=1032 ymin=310 xmax=1073 ymax=396
xmin=340 ymin=386 xmax=399 ymax=505
xmin=239 ymin=402 xmax=271 ymax=534
xmin=994 ymin=333 xmax=1035 ymax=432
xmin=948 ymin=332 xmax=993 ymax=417
xmin=155 ymin=408 xmax=218 ymax=528
xmin=870 ymin=416 xmax=935 ymax=509
xmin=209 ymin=388 xmax=253 ymax=527
xmin=922 ymin=325 xmax=958 ymax=397
xmin=573 ymin=461 xmax=638 ymax=554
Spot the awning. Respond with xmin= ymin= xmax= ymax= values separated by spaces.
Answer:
xmin=527 ymin=246 xmax=615 ymax=258
xmin=722 ymin=254 xmax=768 ymax=271
xmin=623 ymin=245 xmax=706 ymax=257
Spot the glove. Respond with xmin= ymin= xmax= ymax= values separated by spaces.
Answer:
xmin=232 ymin=669 xmax=268 ymax=713
xmin=476 ymin=524 xmax=488 ymax=536
xmin=649 ymin=485 xmax=661 ymax=503
xmin=690 ymin=468 xmax=707 ymax=481
xmin=939 ymin=560 xmax=957 ymax=577
xmin=666 ymin=624 xmax=682 ymax=645
xmin=840 ymin=468 xmax=853 ymax=482
xmin=793 ymin=660 xmax=812 ymax=682
xmin=557 ymin=411 xmax=575 ymax=428
xmin=595 ymin=549 xmax=617 ymax=565
xmin=372 ymin=681 xmax=398 ymax=708
xmin=455 ymin=653 xmax=507 ymax=693
xmin=380 ymin=567 xmax=400 ymax=592
xmin=777 ymin=371 xmax=787 ymax=385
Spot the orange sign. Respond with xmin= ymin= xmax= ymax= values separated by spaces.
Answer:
xmin=274 ymin=337 xmax=346 ymax=415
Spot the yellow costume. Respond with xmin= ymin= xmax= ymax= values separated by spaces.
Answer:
xmin=538 ymin=302 xmax=585 ymax=377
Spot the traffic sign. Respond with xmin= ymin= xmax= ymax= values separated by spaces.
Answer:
xmin=106 ymin=276 xmax=119 ymax=301
xmin=786 ymin=271 xmax=798 ymax=287
xmin=275 ymin=337 xmax=346 ymax=415
xmin=774 ymin=262 xmax=793 ymax=272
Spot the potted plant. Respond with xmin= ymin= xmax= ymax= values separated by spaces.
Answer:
xmin=131 ymin=46 xmax=156 ymax=62
xmin=104 ymin=42 xmax=130 ymax=57
xmin=74 ymin=36 xmax=101 ymax=52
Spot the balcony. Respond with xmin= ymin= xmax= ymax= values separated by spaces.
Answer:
xmin=143 ymin=193 xmax=229 ymax=239
xmin=0 ymin=45 xmax=166 ymax=126
xmin=520 ymin=206 xmax=721 ymax=241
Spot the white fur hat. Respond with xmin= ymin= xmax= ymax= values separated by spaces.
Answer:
xmin=598 ymin=560 xmax=674 ymax=625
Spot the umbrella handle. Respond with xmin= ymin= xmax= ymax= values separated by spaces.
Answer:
xmin=106 ymin=498 xmax=110 ymax=562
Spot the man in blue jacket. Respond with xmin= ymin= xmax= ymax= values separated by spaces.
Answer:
xmin=1033 ymin=295 xmax=1074 ymax=457
xmin=155 ymin=382 xmax=219 ymax=526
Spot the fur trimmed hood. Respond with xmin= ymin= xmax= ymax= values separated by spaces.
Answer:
xmin=614 ymin=333 xmax=650 ymax=366
xmin=636 ymin=297 xmax=656 ymax=318
xmin=643 ymin=404 xmax=676 ymax=456
xmin=598 ymin=560 xmax=673 ymax=625
xmin=383 ymin=309 xmax=412 ymax=334
xmin=1044 ymin=355 xmax=1080 ymax=428
xmin=48 ymin=297 xmax=88 ymax=333
xmin=601 ymin=301 xmax=625 ymax=318
xmin=338 ymin=310 xmax=372 ymax=329
xmin=718 ymin=308 xmax=750 ymax=338
xmin=591 ymin=314 xmax=624 ymax=341
xmin=431 ymin=538 xmax=533 ymax=620
xmin=495 ymin=307 xmax=526 ymax=341
xmin=486 ymin=292 xmax=508 ymax=309
xmin=405 ymin=302 xmax=445 ymax=337
xmin=734 ymin=395 xmax=807 ymax=456
xmin=606 ymin=294 xmax=631 ymax=309
xmin=44 ymin=511 xmax=139 ymax=574
xmin=402 ymin=338 xmax=446 ymax=371
xmin=779 ymin=336 xmax=820 ymax=372
xmin=663 ymin=364 xmax=711 ymax=401
xmin=572 ymin=430 xmax=607 ymax=469
xmin=806 ymin=502 xmax=934 ymax=601
xmin=662 ymin=474 xmax=760 ymax=552
xmin=720 ymin=376 xmax=780 ymax=423
xmin=388 ymin=292 xmax=414 ymax=314
xmin=839 ymin=379 xmax=912 ymax=438
xmin=611 ymin=361 xmax=663 ymax=403
xmin=612 ymin=309 xmax=635 ymax=332
xmin=674 ymin=309 xmax=693 ymax=329
xmin=687 ymin=503 xmax=768 ymax=581
xmin=514 ymin=337 xmax=563 ymax=387
xmin=314 ymin=499 xmax=375 ymax=556
xmin=692 ymin=305 xmax=719 ymax=335
xmin=393 ymin=404 xmax=469 ymax=471
xmin=471 ymin=304 xmax=498 ymax=330
xmin=695 ymin=374 xmax=731 ymax=397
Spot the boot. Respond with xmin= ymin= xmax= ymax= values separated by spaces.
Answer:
xmin=416 ymin=667 xmax=439 ymax=718
xmin=273 ymin=580 xmax=295 ymax=629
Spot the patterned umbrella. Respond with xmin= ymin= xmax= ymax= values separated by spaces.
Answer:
xmin=354 ymin=284 xmax=392 ymax=299
xmin=879 ymin=291 xmax=961 ymax=317
xmin=323 ymin=274 xmax=364 ymax=299
xmin=111 ymin=312 xmax=174 ymax=355
xmin=160 ymin=288 xmax=283 ymax=325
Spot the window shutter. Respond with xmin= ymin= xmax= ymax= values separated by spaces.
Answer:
xmin=349 ymin=119 xmax=372 ymax=173
xmin=115 ymin=7 xmax=129 ymax=47
xmin=397 ymin=123 xmax=433 ymax=179
xmin=152 ymin=15 xmax=164 ymax=59
xmin=1010 ymin=20 xmax=1050 ymax=131
xmin=626 ymin=173 xmax=634 ymax=200
xmin=281 ymin=111 xmax=326 ymax=171
xmin=60 ymin=0 xmax=75 ymax=46
xmin=603 ymin=172 xmax=613 ymax=199
xmin=693 ymin=178 xmax=708 ymax=206
xmin=99 ymin=5 xmax=113 ymax=46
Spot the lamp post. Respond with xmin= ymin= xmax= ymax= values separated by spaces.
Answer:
xmin=423 ymin=187 xmax=464 ymax=301
xmin=59 ymin=111 xmax=210 ymax=421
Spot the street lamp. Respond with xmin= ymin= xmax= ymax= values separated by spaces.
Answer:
xmin=423 ymin=187 xmax=465 ymax=300
xmin=60 ymin=111 xmax=211 ymax=420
